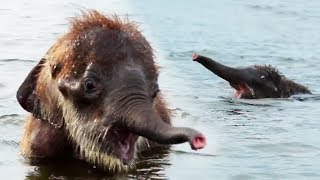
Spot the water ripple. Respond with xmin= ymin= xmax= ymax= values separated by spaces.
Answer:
xmin=245 ymin=3 xmax=320 ymax=20
xmin=172 ymin=150 xmax=217 ymax=158
xmin=0 ymin=114 xmax=24 ymax=126
xmin=248 ymin=142 xmax=320 ymax=154
xmin=0 ymin=58 xmax=35 ymax=63
xmin=0 ymin=140 xmax=19 ymax=147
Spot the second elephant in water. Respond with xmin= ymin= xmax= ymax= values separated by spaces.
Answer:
xmin=193 ymin=53 xmax=311 ymax=99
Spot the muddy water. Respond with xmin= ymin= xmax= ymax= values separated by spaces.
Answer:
xmin=1 ymin=0 xmax=320 ymax=179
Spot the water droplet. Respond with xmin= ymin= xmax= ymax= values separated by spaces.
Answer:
xmin=74 ymin=40 xmax=80 ymax=46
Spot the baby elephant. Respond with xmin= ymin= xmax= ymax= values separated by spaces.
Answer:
xmin=17 ymin=10 xmax=206 ymax=173
xmin=193 ymin=53 xmax=311 ymax=99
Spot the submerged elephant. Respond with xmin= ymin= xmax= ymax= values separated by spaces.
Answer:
xmin=193 ymin=53 xmax=310 ymax=99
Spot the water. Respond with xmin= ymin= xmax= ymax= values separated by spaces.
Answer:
xmin=1 ymin=0 xmax=319 ymax=179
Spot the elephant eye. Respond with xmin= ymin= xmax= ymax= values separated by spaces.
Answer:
xmin=260 ymin=75 xmax=266 ymax=80
xmin=152 ymin=89 xmax=159 ymax=99
xmin=84 ymin=78 xmax=97 ymax=93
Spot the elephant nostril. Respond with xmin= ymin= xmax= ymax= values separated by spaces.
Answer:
xmin=190 ymin=134 xmax=206 ymax=150
xmin=192 ymin=52 xmax=199 ymax=61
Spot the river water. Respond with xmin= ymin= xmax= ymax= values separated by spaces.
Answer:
xmin=0 ymin=0 xmax=319 ymax=179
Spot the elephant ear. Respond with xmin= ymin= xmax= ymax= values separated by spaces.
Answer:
xmin=16 ymin=58 xmax=46 ymax=113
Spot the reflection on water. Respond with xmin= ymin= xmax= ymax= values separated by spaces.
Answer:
xmin=25 ymin=148 xmax=171 ymax=180
xmin=1 ymin=0 xmax=320 ymax=179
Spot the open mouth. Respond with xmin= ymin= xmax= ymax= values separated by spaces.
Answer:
xmin=230 ymin=82 xmax=254 ymax=99
xmin=112 ymin=128 xmax=139 ymax=165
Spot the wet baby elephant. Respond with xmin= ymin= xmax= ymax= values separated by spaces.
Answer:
xmin=193 ymin=53 xmax=311 ymax=99
xmin=17 ymin=10 xmax=206 ymax=172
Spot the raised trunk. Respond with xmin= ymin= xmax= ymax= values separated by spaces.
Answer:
xmin=193 ymin=53 xmax=248 ymax=84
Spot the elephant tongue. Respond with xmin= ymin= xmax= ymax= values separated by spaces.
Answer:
xmin=114 ymin=128 xmax=137 ymax=164
xmin=231 ymin=83 xmax=253 ymax=98
xmin=119 ymin=133 xmax=132 ymax=153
